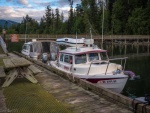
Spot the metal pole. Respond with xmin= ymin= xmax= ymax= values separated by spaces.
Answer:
xmin=25 ymin=22 xmax=27 ymax=43
xmin=101 ymin=0 xmax=104 ymax=49
xmin=90 ymin=28 xmax=92 ymax=40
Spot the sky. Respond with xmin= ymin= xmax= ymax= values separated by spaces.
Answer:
xmin=0 ymin=0 xmax=81 ymax=23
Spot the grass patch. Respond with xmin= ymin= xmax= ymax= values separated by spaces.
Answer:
xmin=0 ymin=46 xmax=5 ymax=54
xmin=3 ymin=79 xmax=71 ymax=113
xmin=0 ymin=58 xmax=4 ymax=66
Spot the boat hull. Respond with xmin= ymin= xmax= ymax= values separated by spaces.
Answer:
xmin=85 ymin=77 xmax=128 ymax=93
xmin=50 ymin=61 xmax=128 ymax=93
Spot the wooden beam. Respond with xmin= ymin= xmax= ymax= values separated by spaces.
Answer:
xmin=0 ymin=66 xmax=6 ymax=77
xmin=28 ymin=65 xmax=42 ymax=74
xmin=11 ymin=58 xmax=32 ymax=67
xmin=3 ymin=59 xmax=15 ymax=69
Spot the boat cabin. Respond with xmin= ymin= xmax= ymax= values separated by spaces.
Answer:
xmin=58 ymin=46 xmax=109 ymax=73
xmin=22 ymin=40 xmax=58 ymax=60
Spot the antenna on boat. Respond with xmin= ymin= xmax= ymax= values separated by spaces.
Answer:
xmin=90 ymin=28 xmax=92 ymax=40
xmin=76 ymin=31 xmax=77 ymax=51
xmin=90 ymin=28 xmax=92 ymax=47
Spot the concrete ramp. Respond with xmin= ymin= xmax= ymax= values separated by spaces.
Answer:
xmin=0 ymin=36 xmax=8 ymax=54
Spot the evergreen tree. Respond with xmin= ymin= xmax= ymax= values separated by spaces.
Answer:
xmin=68 ymin=0 xmax=74 ymax=34
xmin=39 ymin=16 xmax=46 ymax=34
xmin=44 ymin=5 xmax=53 ymax=34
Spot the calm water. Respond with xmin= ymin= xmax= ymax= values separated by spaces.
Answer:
xmin=101 ymin=43 xmax=150 ymax=97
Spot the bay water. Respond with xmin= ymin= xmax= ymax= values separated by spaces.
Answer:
xmin=102 ymin=43 xmax=150 ymax=97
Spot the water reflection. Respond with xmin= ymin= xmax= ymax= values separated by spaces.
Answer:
xmin=96 ymin=42 xmax=150 ymax=97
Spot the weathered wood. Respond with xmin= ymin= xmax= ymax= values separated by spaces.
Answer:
xmin=11 ymin=58 xmax=32 ymax=67
xmin=0 ymin=66 xmax=6 ymax=77
xmin=2 ymin=57 xmax=37 ymax=87
xmin=20 ymin=68 xmax=38 ymax=83
xmin=28 ymin=65 xmax=42 ymax=74
xmin=2 ymin=69 xmax=18 ymax=87
xmin=3 ymin=59 xmax=15 ymax=69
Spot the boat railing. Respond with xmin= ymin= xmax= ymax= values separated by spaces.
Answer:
xmin=87 ymin=57 xmax=128 ymax=75
xmin=105 ymin=57 xmax=128 ymax=75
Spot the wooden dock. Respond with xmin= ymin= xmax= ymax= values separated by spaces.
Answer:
xmin=35 ymin=65 xmax=132 ymax=113
xmin=4 ymin=52 xmax=150 ymax=113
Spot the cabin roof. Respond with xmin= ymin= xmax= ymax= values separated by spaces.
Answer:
xmin=24 ymin=40 xmax=56 ymax=45
xmin=59 ymin=47 xmax=107 ymax=55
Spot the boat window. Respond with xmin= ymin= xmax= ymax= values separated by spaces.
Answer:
xmin=23 ymin=45 xmax=27 ymax=50
xmin=64 ymin=55 xmax=69 ymax=63
xmin=30 ymin=45 xmax=33 ymax=52
xmin=50 ymin=42 xmax=58 ymax=53
xmin=100 ymin=52 xmax=108 ymax=60
xmin=33 ymin=42 xmax=42 ymax=53
xmin=69 ymin=56 xmax=73 ymax=64
xmin=23 ymin=45 xmax=30 ymax=50
xmin=75 ymin=54 xmax=86 ymax=64
xmin=89 ymin=53 xmax=99 ymax=61
xmin=60 ymin=54 xmax=64 ymax=62
xmin=64 ymin=55 xmax=72 ymax=64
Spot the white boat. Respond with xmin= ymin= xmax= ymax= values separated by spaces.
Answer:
xmin=56 ymin=37 xmax=86 ymax=47
xmin=21 ymin=40 xmax=58 ymax=60
xmin=50 ymin=43 xmax=129 ymax=93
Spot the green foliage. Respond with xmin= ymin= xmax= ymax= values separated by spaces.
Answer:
xmin=7 ymin=41 xmax=24 ymax=52
xmin=5 ymin=0 xmax=150 ymax=35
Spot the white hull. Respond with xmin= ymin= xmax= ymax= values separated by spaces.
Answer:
xmin=50 ymin=61 xmax=128 ymax=93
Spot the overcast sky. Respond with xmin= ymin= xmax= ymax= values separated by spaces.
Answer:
xmin=0 ymin=0 xmax=81 ymax=23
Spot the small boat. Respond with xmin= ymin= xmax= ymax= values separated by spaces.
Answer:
xmin=56 ymin=37 xmax=86 ymax=47
xmin=50 ymin=42 xmax=130 ymax=93
xmin=21 ymin=40 xmax=58 ymax=60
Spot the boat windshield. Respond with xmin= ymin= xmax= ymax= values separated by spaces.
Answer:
xmin=89 ymin=53 xmax=99 ymax=61
xmin=23 ymin=44 xmax=30 ymax=50
xmin=75 ymin=54 xmax=86 ymax=64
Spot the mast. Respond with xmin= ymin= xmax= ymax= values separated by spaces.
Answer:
xmin=97 ymin=0 xmax=104 ymax=49
xmin=101 ymin=0 xmax=104 ymax=49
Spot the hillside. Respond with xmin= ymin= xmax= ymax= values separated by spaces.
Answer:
xmin=0 ymin=19 xmax=18 ymax=28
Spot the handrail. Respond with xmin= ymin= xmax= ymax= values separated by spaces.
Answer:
xmin=105 ymin=57 xmax=128 ymax=74
xmin=87 ymin=57 xmax=128 ymax=75
xmin=87 ymin=60 xmax=108 ymax=75
xmin=109 ymin=57 xmax=128 ymax=61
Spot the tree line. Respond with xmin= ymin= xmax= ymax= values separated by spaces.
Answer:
xmin=1 ymin=0 xmax=150 ymax=35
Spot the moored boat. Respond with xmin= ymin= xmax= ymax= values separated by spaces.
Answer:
xmin=50 ymin=42 xmax=129 ymax=93
xmin=21 ymin=40 xmax=58 ymax=60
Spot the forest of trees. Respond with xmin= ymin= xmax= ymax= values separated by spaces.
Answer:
xmin=1 ymin=0 xmax=150 ymax=35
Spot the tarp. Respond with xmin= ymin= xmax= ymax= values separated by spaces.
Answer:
xmin=0 ymin=36 xmax=8 ymax=53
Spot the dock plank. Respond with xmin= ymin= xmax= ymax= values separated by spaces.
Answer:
xmin=3 ymin=59 xmax=15 ymax=69
xmin=28 ymin=65 xmax=42 ymax=74
xmin=11 ymin=58 xmax=32 ymax=67
xmin=0 ymin=66 xmax=6 ymax=77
